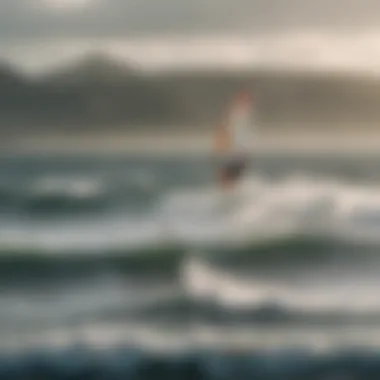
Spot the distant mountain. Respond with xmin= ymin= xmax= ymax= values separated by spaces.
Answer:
xmin=44 ymin=52 xmax=138 ymax=85
xmin=0 ymin=62 xmax=28 ymax=87
xmin=0 ymin=53 xmax=379 ymax=132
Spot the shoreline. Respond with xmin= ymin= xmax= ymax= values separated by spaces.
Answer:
xmin=4 ymin=130 xmax=380 ymax=155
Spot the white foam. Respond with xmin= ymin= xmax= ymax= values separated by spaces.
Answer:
xmin=0 ymin=216 xmax=167 ymax=254
xmin=5 ymin=321 xmax=380 ymax=355
xmin=181 ymin=256 xmax=380 ymax=314
xmin=31 ymin=175 xmax=106 ymax=200
xmin=2 ymin=173 xmax=380 ymax=253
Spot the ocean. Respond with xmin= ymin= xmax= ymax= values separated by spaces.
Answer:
xmin=3 ymin=150 xmax=380 ymax=379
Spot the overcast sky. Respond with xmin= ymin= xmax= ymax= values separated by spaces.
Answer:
xmin=1 ymin=0 xmax=380 ymax=73
xmin=2 ymin=0 xmax=380 ymax=39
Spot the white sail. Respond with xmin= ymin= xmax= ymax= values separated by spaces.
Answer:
xmin=226 ymin=91 xmax=254 ymax=155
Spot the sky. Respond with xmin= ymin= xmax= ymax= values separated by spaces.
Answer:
xmin=2 ymin=0 xmax=380 ymax=74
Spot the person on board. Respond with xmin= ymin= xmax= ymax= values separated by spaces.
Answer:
xmin=214 ymin=90 xmax=253 ymax=190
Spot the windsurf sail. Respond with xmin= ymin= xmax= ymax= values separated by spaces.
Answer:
xmin=214 ymin=90 xmax=254 ymax=156
xmin=214 ymin=90 xmax=255 ymax=190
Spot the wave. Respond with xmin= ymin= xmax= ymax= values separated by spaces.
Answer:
xmin=130 ymin=302 xmax=380 ymax=328
xmin=0 ymin=244 xmax=186 ymax=282
xmin=3 ymin=343 xmax=380 ymax=380
xmin=3 ymin=234 xmax=380 ymax=320
xmin=0 ymin=233 xmax=362 ymax=269
xmin=1 ymin=230 xmax=380 ymax=275
xmin=179 ymin=250 xmax=380 ymax=317
xmin=24 ymin=176 xmax=108 ymax=215
xmin=4 ymin=172 xmax=380 ymax=321
xmin=2 ymin=170 xmax=380 ymax=236
xmin=0 ymin=172 xmax=159 ymax=215
xmin=158 ymin=173 xmax=380 ymax=247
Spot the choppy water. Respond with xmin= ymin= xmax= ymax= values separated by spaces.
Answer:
xmin=4 ymin=151 xmax=380 ymax=379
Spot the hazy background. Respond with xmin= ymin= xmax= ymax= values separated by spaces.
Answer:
xmin=1 ymin=0 xmax=380 ymax=141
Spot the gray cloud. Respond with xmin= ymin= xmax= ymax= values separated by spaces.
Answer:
xmin=1 ymin=0 xmax=380 ymax=40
